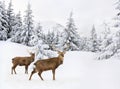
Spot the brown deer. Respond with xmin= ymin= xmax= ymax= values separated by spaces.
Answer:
xmin=11 ymin=50 xmax=35 ymax=74
xmin=29 ymin=47 xmax=67 ymax=80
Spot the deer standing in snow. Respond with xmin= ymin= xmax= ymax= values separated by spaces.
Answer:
xmin=29 ymin=45 xmax=69 ymax=80
xmin=11 ymin=50 xmax=35 ymax=74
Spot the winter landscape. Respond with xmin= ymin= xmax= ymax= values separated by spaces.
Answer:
xmin=1 ymin=0 xmax=120 ymax=89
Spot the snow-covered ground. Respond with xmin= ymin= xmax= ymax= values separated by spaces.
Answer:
xmin=0 ymin=41 xmax=120 ymax=89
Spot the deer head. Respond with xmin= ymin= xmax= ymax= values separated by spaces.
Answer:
xmin=27 ymin=49 xmax=35 ymax=57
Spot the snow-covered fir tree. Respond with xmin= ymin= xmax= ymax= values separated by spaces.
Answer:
xmin=90 ymin=25 xmax=99 ymax=52
xmin=114 ymin=0 xmax=120 ymax=27
xmin=54 ymin=30 xmax=61 ymax=45
xmin=63 ymin=11 xmax=81 ymax=51
xmin=22 ymin=3 xmax=34 ymax=46
xmin=98 ymin=36 xmax=117 ymax=59
xmin=35 ymin=22 xmax=43 ymax=40
xmin=35 ymin=40 xmax=57 ymax=59
xmin=81 ymin=37 xmax=92 ymax=51
xmin=29 ymin=22 xmax=43 ymax=46
xmin=11 ymin=11 xmax=23 ymax=43
xmin=98 ymin=23 xmax=116 ymax=59
xmin=0 ymin=1 xmax=8 ymax=40
xmin=100 ymin=23 xmax=112 ymax=52
xmin=7 ymin=0 xmax=16 ymax=38
xmin=43 ymin=31 xmax=57 ymax=50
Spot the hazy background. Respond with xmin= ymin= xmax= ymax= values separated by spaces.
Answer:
xmin=2 ymin=0 xmax=117 ymax=34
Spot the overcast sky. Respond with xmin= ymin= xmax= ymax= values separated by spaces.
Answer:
xmin=2 ymin=0 xmax=117 ymax=34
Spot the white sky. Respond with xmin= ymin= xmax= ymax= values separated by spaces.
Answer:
xmin=1 ymin=0 xmax=117 ymax=34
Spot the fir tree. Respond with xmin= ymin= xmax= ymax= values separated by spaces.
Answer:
xmin=64 ymin=11 xmax=81 ymax=51
xmin=0 ymin=1 xmax=8 ymax=40
xmin=35 ymin=22 xmax=43 ymax=40
xmin=7 ymin=0 xmax=16 ymax=38
xmin=44 ymin=31 xmax=56 ymax=50
xmin=22 ymin=3 xmax=34 ymax=46
xmin=100 ymin=22 xmax=112 ymax=52
xmin=11 ymin=11 xmax=23 ymax=43
xmin=90 ymin=25 xmax=99 ymax=52
xmin=114 ymin=0 xmax=120 ymax=27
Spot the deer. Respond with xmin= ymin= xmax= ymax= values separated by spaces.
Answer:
xmin=29 ymin=45 xmax=69 ymax=81
xmin=11 ymin=50 xmax=35 ymax=74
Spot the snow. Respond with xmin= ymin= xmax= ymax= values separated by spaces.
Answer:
xmin=0 ymin=41 xmax=120 ymax=89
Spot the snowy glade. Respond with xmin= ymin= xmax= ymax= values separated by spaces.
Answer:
xmin=1 ymin=41 xmax=120 ymax=89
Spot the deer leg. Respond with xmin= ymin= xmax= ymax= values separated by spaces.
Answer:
xmin=12 ymin=65 xmax=17 ymax=74
xmin=11 ymin=67 xmax=13 ymax=74
xmin=25 ymin=66 xmax=28 ymax=74
xmin=29 ymin=68 xmax=37 ymax=80
xmin=52 ymin=69 xmax=55 ymax=80
xmin=38 ymin=71 xmax=44 ymax=81
xmin=14 ymin=66 xmax=17 ymax=74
